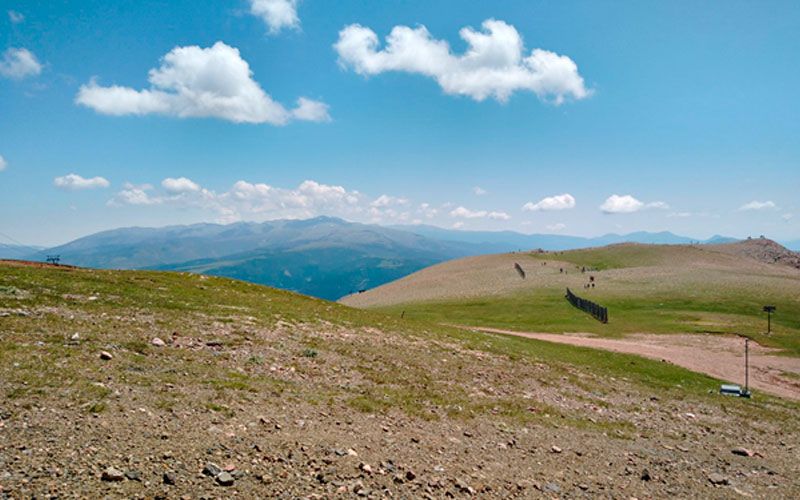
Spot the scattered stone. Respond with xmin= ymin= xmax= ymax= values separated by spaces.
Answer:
xmin=124 ymin=470 xmax=141 ymax=481
xmin=70 ymin=333 xmax=80 ymax=341
xmin=151 ymin=337 xmax=166 ymax=347
xmin=359 ymin=463 xmax=372 ymax=474
xmin=203 ymin=462 xmax=222 ymax=477
xmin=99 ymin=351 xmax=113 ymax=360
xmin=216 ymin=471 xmax=235 ymax=486
xmin=732 ymin=447 xmax=754 ymax=457
xmin=163 ymin=471 xmax=177 ymax=485
xmin=405 ymin=469 xmax=417 ymax=481
xmin=641 ymin=469 xmax=652 ymax=481
xmin=544 ymin=482 xmax=560 ymax=493
xmin=578 ymin=483 xmax=589 ymax=491
xmin=551 ymin=445 xmax=562 ymax=454
xmin=101 ymin=467 xmax=124 ymax=482
xmin=346 ymin=448 xmax=358 ymax=457
xmin=708 ymin=473 xmax=729 ymax=485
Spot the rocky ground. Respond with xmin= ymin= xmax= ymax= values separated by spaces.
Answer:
xmin=1 ymin=263 xmax=799 ymax=498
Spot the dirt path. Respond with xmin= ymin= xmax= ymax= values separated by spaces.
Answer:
xmin=471 ymin=327 xmax=800 ymax=401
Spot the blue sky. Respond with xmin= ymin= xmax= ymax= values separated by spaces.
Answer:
xmin=1 ymin=0 xmax=798 ymax=246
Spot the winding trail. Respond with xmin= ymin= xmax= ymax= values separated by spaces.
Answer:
xmin=471 ymin=327 xmax=800 ymax=401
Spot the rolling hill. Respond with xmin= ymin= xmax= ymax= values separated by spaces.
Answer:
xmin=32 ymin=217 xmax=748 ymax=300
xmin=1 ymin=260 xmax=798 ymax=497
xmin=341 ymin=238 xmax=800 ymax=356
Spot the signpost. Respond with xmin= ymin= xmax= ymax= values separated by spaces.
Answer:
xmin=763 ymin=305 xmax=776 ymax=334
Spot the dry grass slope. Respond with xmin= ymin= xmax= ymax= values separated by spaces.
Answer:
xmin=2 ymin=261 xmax=799 ymax=497
xmin=341 ymin=240 xmax=800 ymax=355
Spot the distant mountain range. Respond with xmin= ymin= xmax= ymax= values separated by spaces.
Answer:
xmin=390 ymin=224 xmax=739 ymax=250
xmin=32 ymin=217 xmax=490 ymax=300
xmin=0 ymin=243 xmax=46 ymax=260
xmin=9 ymin=217 xmax=774 ymax=300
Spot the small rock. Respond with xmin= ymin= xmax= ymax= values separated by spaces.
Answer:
xmin=101 ymin=467 xmax=124 ymax=482
xmin=203 ymin=462 xmax=222 ymax=477
xmin=551 ymin=445 xmax=562 ymax=454
xmin=216 ymin=471 xmax=235 ymax=486
xmin=405 ymin=470 xmax=416 ymax=481
xmin=359 ymin=463 xmax=372 ymax=474
xmin=99 ymin=351 xmax=113 ymax=360
xmin=544 ymin=482 xmax=560 ymax=493
xmin=641 ymin=469 xmax=652 ymax=481
xmin=708 ymin=473 xmax=729 ymax=485
xmin=346 ymin=448 xmax=358 ymax=457
xmin=151 ymin=337 xmax=166 ymax=347
xmin=732 ymin=447 xmax=754 ymax=457
xmin=125 ymin=470 xmax=141 ymax=481
xmin=70 ymin=333 xmax=80 ymax=341
xmin=163 ymin=472 xmax=177 ymax=485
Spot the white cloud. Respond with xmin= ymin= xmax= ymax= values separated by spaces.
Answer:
xmin=473 ymin=186 xmax=487 ymax=196
xmin=418 ymin=203 xmax=438 ymax=219
xmin=8 ymin=10 xmax=24 ymax=23
xmin=0 ymin=48 xmax=42 ymax=79
xmin=76 ymin=42 xmax=328 ymax=125
xmin=0 ymin=155 xmax=6 ymax=171
xmin=371 ymin=194 xmax=408 ymax=208
xmin=291 ymin=97 xmax=331 ymax=122
xmin=522 ymin=193 xmax=575 ymax=211
xmin=162 ymin=177 xmax=201 ymax=193
xmin=110 ymin=185 xmax=160 ymax=206
xmin=54 ymin=173 xmax=110 ymax=190
xmin=782 ymin=213 xmax=793 ymax=221
xmin=452 ymin=221 xmax=465 ymax=229
xmin=449 ymin=206 xmax=510 ymax=220
xmin=546 ymin=223 xmax=566 ymax=232
xmin=249 ymin=0 xmax=299 ymax=34
xmin=111 ymin=178 xmax=366 ymax=223
xmin=738 ymin=200 xmax=777 ymax=211
xmin=450 ymin=206 xmax=487 ymax=219
xmin=335 ymin=19 xmax=590 ymax=103
xmin=488 ymin=211 xmax=511 ymax=220
xmin=600 ymin=194 xmax=668 ymax=214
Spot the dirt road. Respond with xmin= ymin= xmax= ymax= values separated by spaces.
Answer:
xmin=472 ymin=328 xmax=800 ymax=401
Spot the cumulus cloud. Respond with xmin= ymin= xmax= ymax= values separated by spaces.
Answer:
xmin=782 ymin=213 xmax=793 ymax=221
xmin=522 ymin=193 xmax=575 ymax=211
xmin=0 ymin=155 xmax=6 ymax=171
xmin=371 ymin=194 xmax=409 ymax=208
xmin=473 ymin=186 xmax=487 ymax=196
xmin=162 ymin=177 xmax=201 ymax=193
xmin=600 ymin=194 xmax=668 ymax=214
xmin=291 ymin=97 xmax=331 ymax=122
xmin=109 ymin=178 xmax=366 ymax=223
xmin=738 ymin=200 xmax=777 ymax=211
xmin=54 ymin=173 xmax=110 ymax=190
xmin=76 ymin=42 xmax=329 ymax=125
xmin=0 ymin=48 xmax=42 ymax=79
xmin=449 ymin=206 xmax=510 ymax=220
xmin=546 ymin=223 xmax=566 ymax=232
xmin=249 ymin=0 xmax=299 ymax=34
xmin=334 ymin=19 xmax=590 ymax=103
xmin=8 ymin=10 xmax=24 ymax=23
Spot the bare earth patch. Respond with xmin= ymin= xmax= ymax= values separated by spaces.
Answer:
xmin=472 ymin=328 xmax=800 ymax=401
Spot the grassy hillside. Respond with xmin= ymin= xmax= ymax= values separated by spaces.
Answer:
xmin=2 ymin=260 xmax=799 ymax=497
xmin=342 ymin=241 xmax=800 ymax=356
